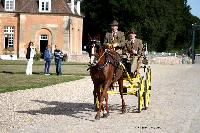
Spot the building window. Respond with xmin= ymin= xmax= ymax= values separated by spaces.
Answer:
xmin=4 ymin=26 xmax=14 ymax=49
xmin=39 ymin=0 xmax=51 ymax=12
xmin=45 ymin=2 xmax=49 ymax=11
xmin=5 ymin=0 xmax=15 ymax=11
xmin=40 ymin=34 xmax=48 ymax=40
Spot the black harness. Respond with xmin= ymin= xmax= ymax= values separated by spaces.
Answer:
xmin=88 ymin=50 xmax=122 ymax=74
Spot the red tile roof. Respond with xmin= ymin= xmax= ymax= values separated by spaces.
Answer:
xmin=0 ymin=0 xmax=79 ymax=15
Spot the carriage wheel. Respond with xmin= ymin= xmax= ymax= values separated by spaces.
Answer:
xmin=147 ymin=66 xmax=151 ymax=83
xmin=140 ymin=76 xmax=145 ymax=92
xmin=143 ymin=66 xmax=151 ymax=110
xmin=138 ymin=89 xmax=143 ymax=113
xmin=143 ymin=79 xmax=150 ymax=110
xmin=95 ymin=96 xmax=100 ymax=110
xmin=146 ymin=67 xmax=151 ymax=91
xmin=138 ymin=77 xmax=144 ymax=113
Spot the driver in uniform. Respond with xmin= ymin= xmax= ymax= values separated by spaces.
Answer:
xmin=103 ymin=20 xmax=125 ymax=56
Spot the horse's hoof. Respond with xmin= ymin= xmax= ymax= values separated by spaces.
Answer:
xmin=95 ymin=115 xmax=100 ymax=120
xmin=103 ymin=113 xmax=110 ymax=118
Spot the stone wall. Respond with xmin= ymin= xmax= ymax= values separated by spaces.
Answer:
xmin=66 ymin=51 xmax=89 ymax=63
xmin=66 ymin=52 xmax=192 ymax=65
xmin=148 ymin=56 xmax=192 ymax=64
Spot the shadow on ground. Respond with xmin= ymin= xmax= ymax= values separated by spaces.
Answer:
xmin=16 ymin=100 xmax=139 ymax=122
xmin=16 ymin=100 xmax=96 ymax=120
xmin=1 ymin=71 xmax=42 ymax=75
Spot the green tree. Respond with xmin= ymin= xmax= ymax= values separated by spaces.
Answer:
xmin=81 ymin=0 xmax=200 ymax=52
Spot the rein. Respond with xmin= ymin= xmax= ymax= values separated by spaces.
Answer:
xmin=87 ymin=50 xmax=111 ymax=71
xmin=96 ymin=50 xmax=122 ymax=71
xmin=96 ymin=51 xmax=106 ymax=63
xmin=97 ymin=51 xmax=109 ymax=70
xmin=87 ymin=41 xmax=123 ymax=71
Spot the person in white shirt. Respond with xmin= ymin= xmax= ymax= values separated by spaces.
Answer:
xmin=26 ymin=42 xmax=36 ymax=75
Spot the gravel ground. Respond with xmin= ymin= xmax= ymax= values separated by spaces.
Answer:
xmin=0 ymin=64 xmax=200 ymax=133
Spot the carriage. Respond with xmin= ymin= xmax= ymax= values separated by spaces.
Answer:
xmin=87 ymin=39 xmax=152 ymax=119
xmin=107 ymin=61 xmax=151 ymax=113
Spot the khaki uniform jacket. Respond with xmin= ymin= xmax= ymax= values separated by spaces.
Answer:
xmin=103 ymin=31 xmax=125 ymax=55
xmin=123 ymin=38 xmax=143 ymax=58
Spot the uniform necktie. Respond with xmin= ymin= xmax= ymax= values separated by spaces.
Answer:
xmin=112 ymin=32 xmax=117 ymax=40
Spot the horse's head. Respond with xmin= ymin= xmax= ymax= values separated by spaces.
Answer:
xmin=88 ymin=39 xmax=102 ymax=66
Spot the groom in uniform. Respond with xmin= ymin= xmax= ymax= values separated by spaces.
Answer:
xmin=123 ymin=28 xmax=144 ymax=77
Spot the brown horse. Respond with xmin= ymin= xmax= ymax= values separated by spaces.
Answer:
xmin=87 ymin=39 xmax=126 ymax=120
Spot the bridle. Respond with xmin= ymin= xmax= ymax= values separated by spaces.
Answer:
xmin=89 ymin=40 xmax=103 ymax=66
xmin=88 ymin=40 xmax=122 ymax=71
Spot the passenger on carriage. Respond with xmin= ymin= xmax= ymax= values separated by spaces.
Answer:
xmin=122 ymin=28 xmax=144 ymax=77
xmin=103 ymin=20 xmax=125 ymax=56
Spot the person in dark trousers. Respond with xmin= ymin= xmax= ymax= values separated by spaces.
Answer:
xmin=54 ymin=46 xmax=63 ymax=75
xmin=44 ymin=45 xmax=52 ymax=75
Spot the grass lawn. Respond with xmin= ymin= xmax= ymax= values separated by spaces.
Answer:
xmin=0 ymin=60 xmax=90 ymax=93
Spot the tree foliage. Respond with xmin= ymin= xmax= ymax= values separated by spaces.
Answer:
xmin=81 ymin=0 xmax=200 ymax=52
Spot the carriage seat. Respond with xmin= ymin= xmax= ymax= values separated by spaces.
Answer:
xmin=121 ymin=55 xmax=148 ymax=78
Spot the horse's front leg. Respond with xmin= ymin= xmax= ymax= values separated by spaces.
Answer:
xmin=119 ymin=78 xmax=126 ymax=113
xmin=93 ymin=84 xmax=100 ymax=111
xmin=102 ymin=82 xmax=110 ymax=118
xmin=95 ymin=89 xmax=104 ymax=120
xmin=103 ymin=91 xmax=110 ymax=118
xmin=95 ymin=85 xmax=110 ymax=120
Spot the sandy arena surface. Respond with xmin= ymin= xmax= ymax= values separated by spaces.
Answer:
xmin=0 ymin=64 xmax=200 ymax=133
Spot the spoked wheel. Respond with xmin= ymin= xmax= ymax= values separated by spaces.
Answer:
xmin=147 ymin=66 xmax=152 ymax=93
xmin=147 ymin=66 xmax=151 ymax=85
xmin=93 ymin=91 xmax=99 ymax=111
xmin=143 ymin=66 xmax=151 ymax=110
xmin=95 ymin=96 xmax=100 ymax=111
xmin=138 ymin=77 xmax=144 ymax=113
xmin=138 ymin=89 xmax=143 ymax=113
xmin=143 ymin=79 xmax=150 ymax=110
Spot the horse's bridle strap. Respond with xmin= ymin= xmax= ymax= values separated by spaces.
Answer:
xmin=97 ymin=51 xmax=106 ymax=63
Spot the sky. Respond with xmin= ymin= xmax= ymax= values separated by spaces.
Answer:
xmin=187 ymin=0 xmax=200 ymax=18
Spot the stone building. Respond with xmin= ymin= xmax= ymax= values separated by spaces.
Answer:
xmin=0 ymin=0 xmax=83 ymax=60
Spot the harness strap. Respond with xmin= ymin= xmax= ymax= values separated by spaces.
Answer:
xmin=107 ymin=51 xmax=122 ymax=69
xmin=98 ymin=60 xmax=109 ymax=70
xmin=90 ymin=50 xmax=124 ymax=72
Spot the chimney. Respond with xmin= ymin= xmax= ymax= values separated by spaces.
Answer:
xmin=76 ymin=0 xmax=80 ymax=15
xmin=71 ymin=0 xmax=74 ymax=14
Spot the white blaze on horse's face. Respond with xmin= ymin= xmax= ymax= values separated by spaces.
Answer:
xmin=90 ymin=45 xmax=97 ymax=65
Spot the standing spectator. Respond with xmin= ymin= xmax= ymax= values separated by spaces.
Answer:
xmin=54 ymin=46 xmax=63 ymax=75
xmin=26 ymin=41 xmax=36 ymax=75
xmin=44 ymin=45 xmax=53 ymax=75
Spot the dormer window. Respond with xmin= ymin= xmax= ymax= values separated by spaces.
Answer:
xmin=5 ymin=0 xmax=15 ymax=11
xmin=39 ymin=0 xmax=51 ymax=12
